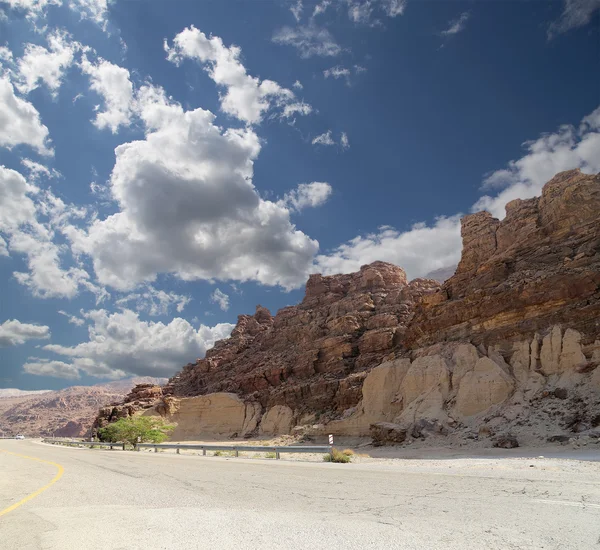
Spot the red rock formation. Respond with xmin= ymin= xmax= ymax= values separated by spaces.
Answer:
xmin=165 ymin=261 xmax=439 ymax=415
xmin=407 ymin=169 xmax=600 ymax=348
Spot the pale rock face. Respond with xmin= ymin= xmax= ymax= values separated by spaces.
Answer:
xmin=259 ymin=405 xmax=294 ymax=435
xmin=453 ymin=357 xmax=514 ymax=418
xmin=452 ymin=344 xmax=480 ymax=388
xmin=165 ymin=393 xmax=255 ymax=440
xmin=540 ymin=326 xmax=563 ymax=375
xmin=401 ymin=355 xmax=450 ymax=407
xmin=510 ymin=340 xmax=532 ymax=384
xmin=361 ymin=359 xmax=410 ymax=418
xmin=559 ymin=329 xmax=587 ymax=371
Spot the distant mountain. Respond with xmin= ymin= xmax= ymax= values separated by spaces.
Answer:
xmin=0 ymin=389 xmax=52 ymax=398
xmin=0 ymin=377 xmax=166 ymax=438
xmin=424 ymin=265 xmax=457 ymax=283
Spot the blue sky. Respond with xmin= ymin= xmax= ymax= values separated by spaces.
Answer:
xmin=0 ymin=0 xmax=598 ymax=390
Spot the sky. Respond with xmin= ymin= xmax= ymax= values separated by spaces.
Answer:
xmin=0 ymin=0 xmax=598 ymax=390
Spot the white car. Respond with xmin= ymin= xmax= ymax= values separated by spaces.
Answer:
xmin=15 ymin=434 xmax=25 ymax=440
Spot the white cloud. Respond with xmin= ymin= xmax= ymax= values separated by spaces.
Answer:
xmin=548 ymin=0 xmax=600 ymax=38
xmin=344 ymin=0 xmax=406 ymax=24
xmin=115 ymin=286 xmax=191 ymax=316
xmin=340 ymin=132 xmax=350 ymax=149
xmin=292 ymin=80 xmax=303 ymax=90
xmin=279 ymin=182 xmax=332 ymax=211
xmin=312 ymin=0 xmax=331 ymax=18
xmin=209 ymin=288 xmax=230 ymax=311
xmin=3 ymin=0 xmax=109 ymax=29
xmin=0 ymin=75 xmax=53 ymax=155
xmin=43 ymin=308 xmax=235 ymax=378
xmin=475 ymin=105 xmax=600 ymax=218
xmin=312 ymin=130 xmax=348 ymax=148
xmin=0 ymin=319 xmax=50 ymax=347
xmin=441 ymin=11 xmax=470 ymax=36
xmin=312 ymin=130 xmax=335 ymax=146
xmin=316 ymin=216 xmax=463 ymax=280
xmin=165 ymin=26 xmax=311 ymax=125
xmin=16 ymin=31 xmax=80 ymax=96
xmin=324 ymin=65 xmax=350 ymax=80
xmin=0 ymin=166 xmax=97 ymax=299
xmin=290 ymin=0 xmax=303 ymax=21
xmin=69 ymin=0 xmax=109 ymax=29
xmin=272 ymin=25 xmax=342 ymax=58
xmin=80 ymin=55 xmax=134 ymax=133
xmin=23 ymin=359 xmax=80 ymax=379
xmin=72 ymin=84 xmax=319 ymax=291
xmin=58 ymin=310 xmax=85 ymax=326
xmin=21 ymin=158 xmax=60 ymax=181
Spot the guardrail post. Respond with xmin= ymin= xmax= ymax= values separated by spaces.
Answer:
xmin=135 ymin=444 xmax=139 ymax=452
xmin=276 ymin=450 xmax=280 ymax=460
xmin=123 ymin=443 xmax=126 ymax=451
xmin=176 ymin=448 xmax=180 ymax=454
xmin=235 ymin=448 xmax=239 ymax=457
xmin=203 ymin=448 xmax=206 ymax=456
xmin=329 ymin=446 xmax=334 ymax=461
xmin=154 ymin=446 xmax=158 ymax=453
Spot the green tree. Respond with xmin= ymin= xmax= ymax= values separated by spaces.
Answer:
xmin=98 ymin=416 xmax=175 ymax=448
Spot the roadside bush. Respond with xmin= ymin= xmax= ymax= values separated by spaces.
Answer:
xmin=265 ymin=452 xmax=277 ymax=459
xmin=341 ymin=449 xmax=355 ymax=457
xmin=323 ymin=448 xmax=351 ymax=463
xmin=98 ymin=416 xmax=175 ymax=448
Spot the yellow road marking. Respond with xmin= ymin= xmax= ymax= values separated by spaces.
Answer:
xmin=0 ymin=450 xmax=64 ymax=518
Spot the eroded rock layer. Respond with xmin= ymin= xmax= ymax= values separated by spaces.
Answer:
xmin=96 ymin=170 xmax=600 ymax=446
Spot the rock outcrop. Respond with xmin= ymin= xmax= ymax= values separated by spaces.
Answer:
xmin=97 ymin=170 xmax=600 ymax=447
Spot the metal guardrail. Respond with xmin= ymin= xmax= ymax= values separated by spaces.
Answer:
xmin=43 ymin=438 xmax=333 ymax=459
xmin=135 ymin=443 xmax=334 ymax=459
xmin=43 ymin=438 xmax=126 ymax=450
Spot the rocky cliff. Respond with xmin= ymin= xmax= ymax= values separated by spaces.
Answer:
xmin=96 ymin=170 xmax=600 ymax=447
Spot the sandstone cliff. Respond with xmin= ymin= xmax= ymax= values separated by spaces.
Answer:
xmin=96 ymin=170 xmax=600 ymax=447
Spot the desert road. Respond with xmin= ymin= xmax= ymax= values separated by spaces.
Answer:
xmin=1 ymin=439 xmax=599 ymax=549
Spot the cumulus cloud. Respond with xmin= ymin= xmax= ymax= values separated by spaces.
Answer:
xmin=3 ymin=0 xmax=109 ymax=28
xmin=43 ymin=308 xmax=235 ymax=378
xmin=0 ymin=75 xmax=53 ymax=155
xmin=16 ymin=31 xmax=80 ymax=96
xmin=165 ymin=26 xmax=311 ymax=124
xmin=272 ymin=24 xmax=342 ymax=58
xmin=475 ymin=105 xmax=600 ymax=218
xmin=80 ymin=55 xmax=134 ymax=133
xmin=323 ymin=65 xmax=350 ymax=80
xmin=71 ymin=83 xmax=319 ymax=291
xmin=279 ymin=182 xmax=332 ymax=211
xmin=23 ymin=359 xmax=81 ymax=379
xmin=316 ymin=217 xmax=463 ymax=280
xmin=292 ymin=80 xmax=303 ymax=90
xmin=548 ymin=0 xmax=600 ymax=38
xmin=209 ymin=288 xmax=230 ymax=311
xmin=0 ymin=166 xmax=98 ymax=299
xmin=441 ymin=11 xmax=470 ymax=36
xmin=0 ymin=319 xmax=50 ymax=347
xmin=115 ymin=286 xmax=191 ymax=316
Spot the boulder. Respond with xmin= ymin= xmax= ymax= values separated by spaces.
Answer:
xmin=370 ymin=422 xmax=407 ymax=446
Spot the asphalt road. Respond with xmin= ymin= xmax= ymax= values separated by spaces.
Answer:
xmin=1 ymin=439 xmax=599 ymax=549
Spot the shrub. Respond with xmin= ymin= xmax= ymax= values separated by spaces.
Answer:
xmin=341 ymin=448 xmax=355 ymax=457
xmin=265 ymin=452 xmax=277 ymax=459
xmin=98 ymin=416 xmax=175 ymax=448
xmin=323 ymin=448 xmax=351 ymax=463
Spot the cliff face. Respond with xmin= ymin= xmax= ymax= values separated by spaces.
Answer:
xmin=407 ymin=169 xmax=600 ymax=348
xmin=96 ymin=170 xmax=600 ymax=446
xmin=167 ymin=262 xmax=439 ymax=413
